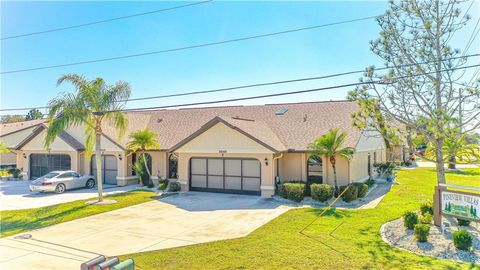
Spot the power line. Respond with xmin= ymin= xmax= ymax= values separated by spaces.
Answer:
xmin=464 ymin=17 xmax=480 ymax=54
xmin=0 ymin=15 xmax=378 ymax=75
xmin=2 ymin=53 xmax=478 ymax=112
xmin=115 ymin=63 xmax=480 ymax=113
xmin=1 ymin=1 xmax=213 ymax=40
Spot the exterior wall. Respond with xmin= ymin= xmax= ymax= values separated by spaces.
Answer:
xmin=324 ymin=155 xmax=350 ymax=186
xmin=387 ymin=145 xmax=405 ymax=163
xmin=175 ymin=122 xmax=274 ymax=154
xmin=176 ymin=152 xmax=275 ymax=197
xmin=147 ymin=151 xmax=167 ymax=179
xmin=0 ymin=152 xmax=16 ymax=166
xmin=278 ymin=153 xmax=307 ymax=182
xmin=0 ymin=127 xmax=37 ymax=147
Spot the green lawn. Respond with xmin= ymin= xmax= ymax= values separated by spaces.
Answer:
xmin=0 ymin=190 xmax=156 ymax=237
xmin=121 ymin=168 xmax=480 ymax=270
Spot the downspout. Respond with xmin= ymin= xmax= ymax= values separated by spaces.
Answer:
xmin=273 ymin=153 xmax=283 ymax=193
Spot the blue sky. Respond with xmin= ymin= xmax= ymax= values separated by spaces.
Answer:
xmin=1 ymin=1 xmax=479 ymax=116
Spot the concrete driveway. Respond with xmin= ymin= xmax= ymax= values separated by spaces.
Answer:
xmin=0 ymin=192 xmax=290 ymax=269
xmin=0 ymin=180 xmax=137 ymax=210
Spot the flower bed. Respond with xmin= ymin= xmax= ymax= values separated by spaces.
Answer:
xmin=381 ymin=217 xmax=480 ymax=263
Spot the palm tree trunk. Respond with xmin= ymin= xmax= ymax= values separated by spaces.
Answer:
xmin=95 ymin=133 xmax=104 ymax=202
xmin=330 ymin=156 xmax=338 ymax=196
xmin=142 ymin=150 xmax=152 ymax=185
xmin=448 ymin=154 xmax=456 ymax=170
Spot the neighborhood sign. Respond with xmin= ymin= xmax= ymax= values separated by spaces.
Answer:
xmin=441 ymin=190 xmax=479 ymax=221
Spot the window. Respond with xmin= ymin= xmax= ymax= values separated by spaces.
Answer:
xmin=168 ymin=153 xmax=178 ymax=179
xmin=307 ymin=156 xmax=323 ymax=183
xmin=58 ymin=172 xmax=73 ymax=178
xmin=275 ymin=108 xmax=288 ymax=115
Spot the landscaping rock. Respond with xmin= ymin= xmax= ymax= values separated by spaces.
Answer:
xmin=381 ymin=217 xmax=479 ymax=263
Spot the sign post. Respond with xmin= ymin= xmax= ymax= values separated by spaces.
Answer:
xmin=433 ymin=185 xmax=442 ymax=226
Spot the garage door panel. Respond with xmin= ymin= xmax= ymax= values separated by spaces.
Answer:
xmin=242 ymin=160 xmax=261 ymax=177
xmin=207 ymin=175 xmax=223 ymax=189
xmin=191 ymin=175 xmax=207 ymax=188
xmin=208 ymin=159 xmax=223 ymax=175
xmin=225 ymin=176 xmax=241 ymax=190
xmin=225 ymin=160 xmax=241 ymax=175
xmin=30 ymin=154 xmax=71 ymax=179
xmin=191 ymin=159 xmax=206 ymax=174
xmin=243 ymin=177 xmax=261 ymax=191
xmin=91 ymin=155 xmax=118 ymax=185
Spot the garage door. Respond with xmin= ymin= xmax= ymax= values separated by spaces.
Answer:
xmin=91 ymin=155 xmax=118 ymax=185
xmin=190 ymin=158 xmax=261 ymax=195
xmin=30 ymin=154 xmax=71 ymax=179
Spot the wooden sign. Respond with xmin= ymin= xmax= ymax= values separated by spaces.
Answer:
xmin=433 ymin=185 xmax=480 ymax=226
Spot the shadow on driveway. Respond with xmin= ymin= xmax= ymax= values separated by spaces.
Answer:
xmin=157 ymin=191 xmax=283 ymax=211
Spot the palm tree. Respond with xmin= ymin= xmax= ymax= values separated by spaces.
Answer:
xmin=45 ymin=74 xmax=130 ymax=202
xmin=126 ymin=128 xmax=160 ymax=185
xmin=309 ymin=128 xmax=354 ymax=195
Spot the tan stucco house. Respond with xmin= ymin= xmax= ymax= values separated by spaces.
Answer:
xmin=0 ymin=100 xmax=386 ymax=197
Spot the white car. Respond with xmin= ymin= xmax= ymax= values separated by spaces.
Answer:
xmin=29 ymin=170 xmax=96 ymax=194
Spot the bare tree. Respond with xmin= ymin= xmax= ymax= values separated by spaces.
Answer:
xmin=351 ymin=0 xmax=480 ymax=184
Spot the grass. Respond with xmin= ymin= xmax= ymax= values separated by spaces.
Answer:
xmin=121 ymin=168 xmax=480 ymax=270
xmin=0 ymin=190 xmax=157 ymax=237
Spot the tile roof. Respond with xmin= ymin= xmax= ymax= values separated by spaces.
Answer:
xmin=0 ymin=119 xmax=46 ymax=137
xmin=103 ymin=100 xmax=362 ymax=152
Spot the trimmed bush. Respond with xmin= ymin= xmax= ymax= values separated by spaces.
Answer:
xmin=168 ymin=181 xmax=181 ymax=192
xmin=157 ymin=182 xmax=168 ymax=191
xmin=453 ymin=230 xmax=473 ymax=251
xmin=340 ymin=185 xmax=358 ymax=202
xmin=279 ymin=181 xmax=306 ymax=198
xmin=306 ymin=178 xmax=322 ymax=196
xmin=282 ymin=183 xmax=305 ymax=202
xmin=457 ymin=218 xmax=471 ymax=227
xmin=419 ymin=213 xmax=432 ymax=224
xmin=414 ymin=224 xmax=430 ymax=242
xmin=403 ymin=211 xmax=419 ymax=230
xmin=310 ymin=184 xmax=334 ymax=202
xmin=353 ymin=183 xmax=369 ymax=198
xmin=420 ymin=202 xmax=433 ymax=216
xmin=365 ymin=178 xmax=375 ymax=188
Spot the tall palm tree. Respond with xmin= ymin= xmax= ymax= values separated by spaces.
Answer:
xmin=126 ymin=128 xmax=160 ymax=185
xmin=309 ymin=128 xmax=354 ymax=194
xmin=45 ymin=74 xmax=130 ymax=202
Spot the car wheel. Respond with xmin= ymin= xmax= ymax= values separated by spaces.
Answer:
xmin=55 ymin=183 xmax=66 ymax=194
xmin=86 ymin=179 xmax=95 ymax=189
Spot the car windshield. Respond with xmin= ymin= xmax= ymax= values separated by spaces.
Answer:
xmin=41 ymin=172 xmax=59 ymax=179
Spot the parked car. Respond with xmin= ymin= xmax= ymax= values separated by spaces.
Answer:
xmin=29 ymin=170 xmax=95 ymax=194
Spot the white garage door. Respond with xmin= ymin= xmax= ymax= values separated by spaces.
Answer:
xmin=190 ymin=158 xmax=261 ymax=195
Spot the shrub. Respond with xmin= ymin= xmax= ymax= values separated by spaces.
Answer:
xmin=365 ymin=178 xmax=375 ymax=188
xmin=373 ymin=162 xmax=395 ymax=176
xmin=310 ymin=184 xmax=334 ymax=202
xmin=306 ymin=178 xmax=322 ymax=196
xmin=414 ymin=224 xmax=430 ymax=242
xmin=279 ymin=181 xmax=306 ymax=198
xmin=8 ymin=168 xmax=21 ymax=178
xmin=168 ymin=181 xmax=181 ymax=192
xmin=419 ymin=213 xmax=432 ymax=224
xmin=157 ymin=179 xmax=169 ymax=191
xmin=282 ymin=183 xmax=305 ymax=202
xmin=353 ymin=183 xmax=369 ymax=198
xmin=403 ymin=211 xmax=419 ymax=230
xmin=452 ymin=230 xmax=473 ymax=251
xmin=340 ymin=185 xmax=358 ymax=202
xmin=420 ymin=202 xmax=433 ymax=216
xmin=457 ymin=218 xmax=471 ymax=227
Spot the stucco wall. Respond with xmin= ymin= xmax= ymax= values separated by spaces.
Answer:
xmin=324 ymin=155 xmax=350 ymax=186
xmin=0 ymin=127 xmax=37 ymax=148
xmin=175 ymin=122 xmax=274 ymax=154
xmin=176 ymin=152 xmax=275 ymax=197
xmin=146 ymin=151 xmax=167 ymax=178
xmin=278 ymin=153 xmax=307 ymax=182
xmin=0 ymin=152 xmax=16 ymax=165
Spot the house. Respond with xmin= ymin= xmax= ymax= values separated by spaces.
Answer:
xmin=0 ymin=100 xmax=386 ymax=197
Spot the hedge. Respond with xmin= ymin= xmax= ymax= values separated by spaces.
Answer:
xmin=310 ymin=184 xmax=334 ymax=202
xmin=282 ymin=183 xmax=305 ymax=202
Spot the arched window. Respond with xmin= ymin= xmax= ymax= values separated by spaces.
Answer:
xmin=168 ymin=153 xmax=178 ymax=179
xmin=307 ymin=155 xmax=323 ymax=183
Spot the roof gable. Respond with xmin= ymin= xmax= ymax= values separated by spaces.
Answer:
xmin=15 ymin=125 xmax=85 ymax=151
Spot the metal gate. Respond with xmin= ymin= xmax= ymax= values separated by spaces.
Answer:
xmin=91 ymin=155 xmax=118 ymax=185
xmin=189 ymin=158 xmax=261 ymax=195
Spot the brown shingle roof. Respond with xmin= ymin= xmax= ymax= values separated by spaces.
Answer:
xmin=0 ymin=119 xmax=46 ymax=137
xmin=103 ymin=100 xmax=361 ymax=152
